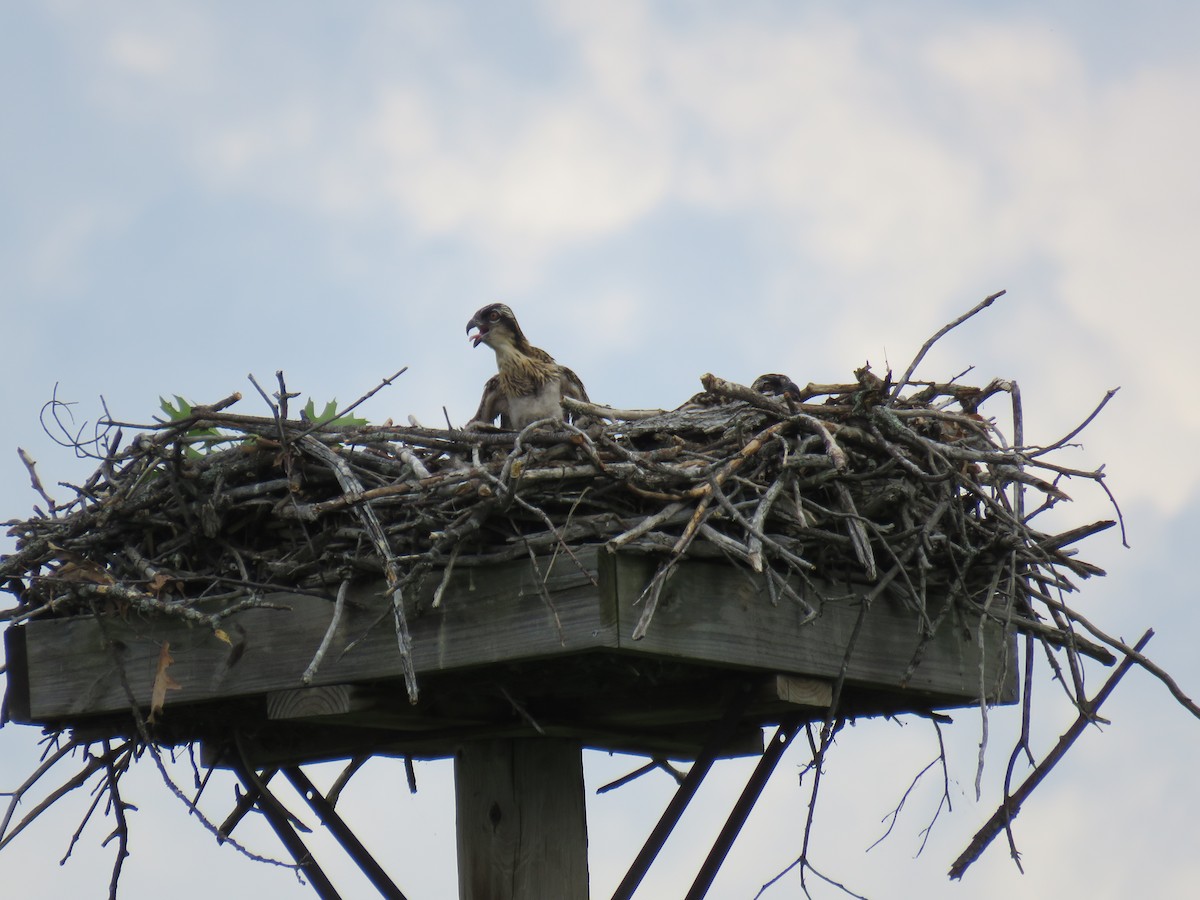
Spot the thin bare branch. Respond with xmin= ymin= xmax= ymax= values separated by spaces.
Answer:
xmin=892 ymin=290 xmax=1007 ymax=399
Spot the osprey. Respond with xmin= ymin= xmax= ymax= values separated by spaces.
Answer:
xmin=677 ymin=373 xmax=803 ymax=412
xmin=751 ymin=373 xmax=802 ymax=403
xmin=466 ymin=303 xmax=589 ymax=429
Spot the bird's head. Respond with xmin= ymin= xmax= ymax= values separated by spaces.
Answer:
xmin=752 ymin=373 xmax=802 ymax=401
xmin=467 ymin=303 xmax=525 ymax=350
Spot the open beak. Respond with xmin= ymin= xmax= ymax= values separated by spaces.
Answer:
xmin=466 ymin=317 xmax=486 ymax=348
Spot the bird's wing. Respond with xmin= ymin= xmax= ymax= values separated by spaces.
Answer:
xmin=469 ymin=375 xmax=510 ymax=427
xmin=526 ymin=346 xmax=557 ymax=365
xmin=560 ymin=366 xmax=590 ymax=403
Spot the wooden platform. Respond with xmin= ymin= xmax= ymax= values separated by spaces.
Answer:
xmin=3 ymin=547 xmax=1016 ymax=765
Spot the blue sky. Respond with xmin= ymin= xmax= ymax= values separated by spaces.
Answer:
xmin=3 ymin=2 xmax=1199 ymax=897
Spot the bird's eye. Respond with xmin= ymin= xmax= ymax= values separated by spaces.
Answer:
xmin=489 ymin=311 xmax=500 ymax=322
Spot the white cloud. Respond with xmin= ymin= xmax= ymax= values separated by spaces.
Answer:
xmin=27 ymin=203 xmax=124 ymax=295
xmin=365 ymin=91 xmax=669 ymax=259
xmin=204 ymin=103 xmax=320 ymax=179
xmin=914 ymin=26 xmax=1200 ymax=513
xmin=105 ymin=30 xmax=173 ymax=76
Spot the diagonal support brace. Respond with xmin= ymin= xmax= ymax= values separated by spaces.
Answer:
xmin=684 ymin=717 xmax=805 ymax=899
xmin=610 ymin=685 xmax=753 ymax=900
xmin=282 ymin=767 xmax=410 ymax=900
xmin=231 ymin=762 xmax=341 ymax=900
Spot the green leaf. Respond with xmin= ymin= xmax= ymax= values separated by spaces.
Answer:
xmin=157 ymin=393 xmax=227 ymax=451
xmin=302 ymin=398 xmax=368 ymax=428
xmin=158 ymin=395 xmax=192 ymax=422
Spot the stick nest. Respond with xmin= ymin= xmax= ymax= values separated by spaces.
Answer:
xmin=2 ymin=367 xmax=1115 ymax=671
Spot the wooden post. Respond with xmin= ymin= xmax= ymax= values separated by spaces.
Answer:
xmin=455 ymin=739 xmax=590 ymax=900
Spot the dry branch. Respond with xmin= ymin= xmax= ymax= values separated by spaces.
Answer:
xmin=949 ymin=630 xmax=1154 ymax=880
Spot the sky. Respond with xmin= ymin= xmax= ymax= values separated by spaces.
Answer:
xmin=2 ymin=0 xmax=1199 ymax=897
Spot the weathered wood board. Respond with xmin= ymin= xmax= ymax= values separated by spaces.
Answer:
xmin=4 ymin=546 xmax=1016 ymax=759
xmin=7 ymin=550 xmax=611 ymax=722
xmin=606 ymin=553 xmax=1014 ymax=702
